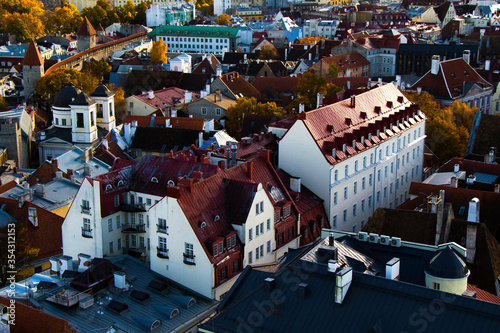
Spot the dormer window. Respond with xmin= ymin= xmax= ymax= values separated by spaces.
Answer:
xmin=167 ymin=180 xmax=175 ymax=187
xmin=105 ymin=184 xmax=112 ymax=191
xmin=199 ymin=221 xmax=207 ymax=228
xmin=342 ymin=143 xmax=346 ymax=153
xmin=352 ymin=140 xmax=356 ymax=148
xmin=151 ymin=177 xmax=158 ymax=183
xmin=117 ymin=180 xmax=125 ymax=187
xmin=360 ymin=136 xmax=364 ymax=143
xmin=368 ymin=133 xmax=372 ymax=141
xmin=274 ymin=210 xmax=281 ymax=223
xmin=214 ymin=215 xmax=220 ymax=221
xmin=284 ymin=204 xmax=291 ymax=217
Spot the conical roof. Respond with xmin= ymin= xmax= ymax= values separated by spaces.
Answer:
xmin=70 ymin=92 xmax=95 ymax=106
xmin=90 ymin=83 xmax=114 ymax=97
xmin=77 ymin=17 xmax=97 ymax=36
xmin=53 ymin=82 xmax=81 ymax=108
xmin=22 ymin=40 xmax=44 ymax=67
xmin=425 ymin=246 xmax=469 ymax=279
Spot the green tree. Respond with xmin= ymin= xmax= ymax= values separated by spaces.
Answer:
xmin=328 ymin=62 xmax=338 ymax=79
xmin=82 ymin=59 xmax=112 ymax=81
xmin=35 ymin=68 xmax=98 ymax=105
xmin=289 ymin=72 xmax=341 ymax=111
xmin=215 ymin=13 xmax=231 ymax=25
xmin=404 ymin=92 xmax=477 ymax=161
xmin=226 ymin=97 xmax=285 ymax=136
xmin=150 ymin=39 xmax=168 ymax=69
xmin=258 ymin=44 xmax=279 ymax=60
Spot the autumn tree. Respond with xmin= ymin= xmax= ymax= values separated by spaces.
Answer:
xmin=82 ymin=59 xmax=112 ymax=81
xmin=215 ymin=13 xmax=231 ymax=25
xmin=404 ymin=91 xmax=477 ymax=161
xmin=259 ymin=44 xmax=279 ymax=60
xmin=289 ymin=72 xmax=341 ymax=111
xmin=150 ymin=39 xmax=168 ymax=69
xmin=1 ymin=12 xmax=44 ymax=42
xmin=35 ymin=68 xmax=98 ymax=105
xmin=107 ymin=84 xmax=126 ymax=124
xmin=297 ymin=36 xmax=328 ymax=45
xmin=44 ymin=4 xmax=82 ymax=35
xmin=0 ymin=96 xmax=8 ymax=111
xmin=226 ymin=97 xmax=285 ymax=136
xmin=195 ymin=0 xmax=213 ymax=16
xmin=328 ymin=62 xmax=338 ymax=79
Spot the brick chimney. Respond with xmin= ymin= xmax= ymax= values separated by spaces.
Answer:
xmin=257 ymin=149 xmax=270 ymax=162
xmin=178 ymin=177 xmax=194 ymax=192
xmin=247 ymin=162 xmax=254 ymax=180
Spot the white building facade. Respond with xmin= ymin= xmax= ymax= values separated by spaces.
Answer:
xmin=278 ymin=84 xmax=426 ymax=232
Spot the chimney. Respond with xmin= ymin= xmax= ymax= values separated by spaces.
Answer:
xmin=486 ymin=147 xmax=495 ymax=163
xmin=51 ymin=158 xmax=58 ymax=170
xmin=378 ymin=77 xmax=382 ymax=83
xmin=463 ymin=50 xmax=470 ymax=64
xmin=148 ymin=90 xmax=155 ymax=99
xmin=114 ymin=271 xmax=129 ymax=290
xmin=49 ymin=257 xmax=60 ymax=275
xmin=495 ymin=184 xmax=500 ymax=193
xmin=308 ymin=53 xmax=312 ymax=61
xmin=454 ymin=164 xmax=460 ymax=173
xmin=317 ymin=92 xmax=323 ymax=108
xmin=299 ymin=103 xmax=305 ymax=113
xmin=466 ymin=224 xmax=478 ymax=264
xmin=216 ymin=89 xmax=222 ymax=101
xmin=329 ymin=232 xmax=334 ymax=246
xmin=290 ymin=177 xmax=301 ymax=192
xmin=431 ymin=55 xmax=440 ymax=75
xmin=247 ymin=162 xmax=254 ymax=180
xmin=298 ymin=283 xmax=308 ymax=299
xmin=335 ymin=267 xmax=353 ymax=304
xmin=467 ymin=198 xmax=480 ymax=223
xmin=417 ymin=87 xmax=422 ymax=94
xmin=264 ymin=277 xmax=275 ymax=292
xmin=198 ymin=132 xmax=203 ymax=147
xmin=178 ymin=177 xmax=194 ymax=192
xmin=78 ymin=253 xmax=91 ymax=272
xmin=467 ymin=174 xmax=476 ymax=185
xmin=350 ymin=96 xmax=355 ymax=108
xmin=185 ymin=91 xmax=192 ymax=103
xmin=385 ymin=257 xmax=400 ymax=280
xmin=347 ymin=80 xmax=351 ymax=89
xmin=218 ymin=160 xmax=226 ymax=170
xmin=56 ymin=171 xmax=63 ymax=179
xmin=257 ymin=149 xmax=270 ymax=162
xmin=231 ymin=143 xmax=237 ymax=167
xmin=83 ymin=165 xmax=91 ymax=176
xmin=192 ymin=171 xmax=203 ymax=180
xmin=395 ymin=75 xmax=401 ymax=87
xmin=59 ymin=255 xmax=72 ymax=277
xmin=328 ymin=259 xmax=337 ymax=272
xmin=485 ymin=59 xmax=491 ymax=71
xmin=41 ymin=184 xmax=46 ymax=198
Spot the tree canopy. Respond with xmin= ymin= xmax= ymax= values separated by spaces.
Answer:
xmin=82 ymin=59 xmax=112 ymax=81
xmin=297 ymin=36 xmax=328 ymax=45
xmin=258 ymin=44 xmax=279 ymax=60
xmin=226 ymin=97 xmax=285 ymax=136
xmin=44 ymin=4 xmax=82 ymax=35
xmin=0 ymin=96 xmax=8 ymax=111
xmin=195 ymin=0 xmax=213 ymax=16
xmin=404 ymin=91 xmax=477 ymax=162
xmin=215 ymin=13 xmax=231 ymax=25
xmin=289 ymin=72 xmax=341 ymax=111
xmin=150 ymin=39 xmax=168 ymax=68
xmin=328 ymin=62 xmax=338 ymax=79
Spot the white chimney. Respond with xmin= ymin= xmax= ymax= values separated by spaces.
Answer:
xmin=328 ymin=259 xmax=337 ymax=273
xmin=124 ymin=123 xmax=131 ymax=143
xmin=290 ymin=177 xmax=301 ymax=192
xmin=56 ymin=171 xmax=63 ymax=179
xmin=431 ymin=55 xmax=440 ymax=75
xmin=395 ymin=75 xmax=401 ymax=88
xmin=485 ymin=59 xmax=491 ymax=71
xmin=378 ymin=77 xmax=382 ymax=83
xmin=165 ymin=119 xmax=171 ymax=127
xmin=467 ymin=175 xmax=476 ymax=185
xmin=454 ymin=164 xmax=460 ymax=173
xmin=467 ymin=198 xmax=480 ymax=223
xmin=185 ymin=91 xmax=192 ymax=103
xmin=172 ymin=110 xmax=177 ymax=117
xmin=450 ymin=176 xmax=458 ymax=188
xmin=114 ymin=271 xmax=129 ymax=290
xmin=316 ymin=92 xmax=323 ymax=108
xmin=148 ymin=90 xmax=155 ymax=99
xmin=347 ymin=80 xmax=351 ymax=89
xmin=49 ymin=257 xmax=60 ymax=275
xmin=78 ymin=253 xmax=91 ymax=272
xmin=385 ymin=257 xmax=400 ymax=280
xmin=198 ymin=131 xmax=203 ymax=147
xmin=463 ymin=50 xmax=470 ymax=64
xmin=308 ymin=53 xmax=312 ymax=61
xmin=299 ymin=103 xmax=305 ymax=113
xmin=59 ymin=255 xmax=73 ymax=277
xmin=417 ymin=87 xmax=422 ymax=94
xmin=335 ymin=267 xmax=352 ymax=304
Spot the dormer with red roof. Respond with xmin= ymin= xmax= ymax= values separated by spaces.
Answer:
xmin=22 ymin=40 xmax=44 ymax=99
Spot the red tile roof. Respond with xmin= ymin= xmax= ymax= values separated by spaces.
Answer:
xmin=122 ymin=115 xmax=204 ymax=130
xmin=21 ymin=40 xmax=43 ymax=67
xmin=467 ymin=284 xmax=500 ymax=304
xmin=0 ymin=297 xmax=78 ymax=333
xmin=310 ymin=51 xmax=370 ymax=75
xmin=0 ymin=198 xmax=64 ymax=260
xmin=293 ymin=83 xmax=424 ymax=165
xmin=439 ymin=157 xmax=500 ymax=177
xmin=0 ymin=180 xmax=18 ymax=194
xmin=77 ymin=17 xmax=96 ymax=36
xmin=219 ymin=72 xmax=263 ymax=100
xmin=412 ymin=58 xmax=492 ymax=100
xmin=252 ymin=76 xmax=299 ymax=94
xmin=130 ymin=87 xmax=196 ymax=110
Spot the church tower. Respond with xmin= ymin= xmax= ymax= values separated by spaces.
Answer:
xmin=22 ymin=40 xmax=44 ymax=100
xmin=70 ymin=92 xmax=98 ymax=144
xmin=90 ymin=82 xmax=116 ymax=131
xmin=77 ymin=17 xmax=97 ymax=53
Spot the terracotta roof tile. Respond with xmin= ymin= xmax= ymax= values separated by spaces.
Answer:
xmin=219 ymin=72 xmax=263 ymax=100
xmin=77 ymin=17 xmax=97 ymax=36
xmin=21 ymin=40 xmax=44 ymax=67
xmin=467 ymin=284 xmax=500 ymax=304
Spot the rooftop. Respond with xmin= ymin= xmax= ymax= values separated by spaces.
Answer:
xmin=148 ymin=25 xmax=240 ymax=38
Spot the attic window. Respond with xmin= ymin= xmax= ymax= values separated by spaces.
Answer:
xmin=214 ymin=215 xmax=220 ymax=221
xmin=199 ymin=221 xmax=207 ymax=228
xmin=464 ymin=70 xmax=469 ymax=76
xmin=117 ymin=180 xmax=125 ymax=187
xmin=105 ymin=184 xmax=112 ymax=191
xmin=151 ymin=177 xmax=159 ymax=183
xmin=167 ymin=180 xmax=175 ymax=187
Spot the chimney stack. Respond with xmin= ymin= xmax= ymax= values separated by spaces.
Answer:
xmin=467 ymin=198 xmax=480 ymax=223
xmin=231 ymin=143 xmax=237 ymax=167
xmin=485 ymin=59 xmax=491 ymax=71
xmin=450 ymin=176 xmax=458 ymax=188
xmin=466 ymin=224 xmax=478 ymax=264
xmin=247 ymin=162 xmax=254 ymax=180
xmin=463 ymin=50 xmax=470 ymax=64
xmin=335 ymin=267 xmax=352 ymax=304
xmin=385 ymin=258 xmax=400 ymax=280
xmin=431 ymin=55 xmax=440 ymax=75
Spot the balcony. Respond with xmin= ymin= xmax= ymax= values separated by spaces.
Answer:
xmin=157 ymin=224 xmax=168 ymax=234
xmin=121 ymin=202 xmax=146 ymax=212
xmin=157 ymin=248 xmax=169 ymax=259
xmin=183 ymin=253 xmax=195 ymax=265
xmin=121 ymin=223 xmax=146 ymax=233
xmin=81 ymin=227 xmax=92 ymax=238
xmin=81 ymin=205 xmax=91 ymax=214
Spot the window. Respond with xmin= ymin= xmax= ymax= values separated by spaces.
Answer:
xmin=215 ymin=108 xmax=222 ymax=116
xmin=158 ymin=236 xmax=168 ymax=258
xmin=184 ymin=243 xmax=195 ymax=264
xmin=344 ymin=187 xmax=348 ymax=200
xmin=138 ymin=214 xmax=144 ymax=226
xmin=334 ymin=170 xmax=338 ymax=181
xmin=345 ymin=165 xmax=349 ymax=177
xmin=355 ymin=161 xmax=358 ymax=172
xmin=81 ymin=199 xmax=90 ymax=213
xmin=377 ymin=169 xmax=381 ymax=182
xmin=384 ymin=186 xmax=388 ymax=198
xmin=377 ymin=191 xmax=381 ymax=202
xmin=384 ymin=166 xmax=388 ymax=177
xmin=118 ymin=238 xmax=122 ymax=250
xmin=267 ymin=240 xmax=271 ymax=253
xmin=260 ymin=245 xmax=264 ymax=258
xmin=267 ymin=219 xmax=271 ymax=230
xmin=432 ymin=282 xmax=440 ymax=290
xmin=114 ymin=195 xmax=119 ymax=207
xmin=157 ymin=218 xmax=167 ymax=233
xmin=369 ymin=174 xmax=373 ymax=186
xmin=90 ymin=112 xmax=94 ymax=127
xmin=333 ymin=215 xmax=337 ymax=228
xmin=116 ymin=215 xmax=121 ymax=228
xmin=353 ymin=204 xmax=357 ymax=217
xmin=362 ymin=177 xmax=366 ymax=190
xmin=82 ymin=218 xmax=92 ymax=238
xmin=249 ymin=228 xmax=253 ymax=241
xmin=391 ymin=162 xmax=394 ymax=173
xmin=62 ymin=119 xmax=67 ymax=126
xmin=334 ymin=192 xmax=338 ymax=205
xmin=248 ymin=251 xmax=253 ymax=264
xmin=275 ymin=210 xmax=280 ymax=223
xmin=343 ymin=209 xmax=347 ymax=223
xmin=256 ymin=225 xmax=260 ymax=237
xmin=146 ymin=198 xmax=151 ymax=205
xmin=260 ymin=223 xmax=264 ymax=235
xmin=368 ymin=195 xmax=372 ymax=208
xmin=109 ymin=241 xmax=114 ymax=253
xmin=354 ymin=182 xmax=357 ymax=194
xmin=362 ymin=199 xmax=365 ymax=211
xmin=76 ymin=113 xmax=84 ymax=128
xmin=201 ymin=107 xmax=207 ymax=115
xmin=131 ymin=235 xmax=137 ymax=248
xmin=363 ymin=157 xmax=366 ymax=168
xmin=140 ymin=236 xmax=145 ymax=249
xmin=256 ymin=201 xmax=264 ymax=215
xmin=108 ymin=219 xmax=113 ymax=232
xmin=305 ymin=227 xmax=309 ymax=237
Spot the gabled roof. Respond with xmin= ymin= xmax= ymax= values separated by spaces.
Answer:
xmin=435 ymin=1 xmax=453 ymax=22
xmin=123 ymin=115 xmax=205 ymax=130
xmin=252 ymin=76 xmax=299 ymax=94
xmin=21 ymin=40 xmax=44 ymax=67
xmin=192 ymin=57 xmax=217 ymax=75
xmin=77 ymin=17 xmax=97 ymax=36
xmin=466 ymin=113 xmax=500 ymax=159
xmin=218 ymin=72 xmax=263 ymax=100
xmin=129 ymin=87 xmax=193 ymax=110
xmin=287 ymin=83 xmax=424 ymax=165
xmin=130 ymin=127 xmax=202 ymax=153
xmin=412 ymin=58 xmax=492 ymax=100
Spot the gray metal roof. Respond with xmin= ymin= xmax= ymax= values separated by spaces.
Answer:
xmin=29 ymin=255 xmax=217 ymax=333
xmin=55 ymin=148 xmax=111 ymax=183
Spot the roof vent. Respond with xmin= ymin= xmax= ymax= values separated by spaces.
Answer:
xmin=397 ymin=96 xmax=404 ymax=103
xmin=264 ymin=277 xmax=275 ymax=292
xmin=386 ymin=101 xmax=393 ymax=108
xmin=360 ymin=112 xmax=367 ymax=119
xmin=298 ymin=283 xmax=308 ymax=298
xmin=345 ymin=118 xmax=351 ymax=125
xmin=374 ymin=106 xmax=381 ymax=113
